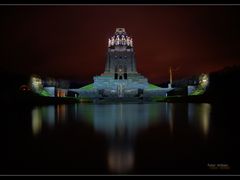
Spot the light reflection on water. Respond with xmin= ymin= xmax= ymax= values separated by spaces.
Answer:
xmin=31 ymin=108 xmax=42 ymax=136
xmin=188 ymin=103 xmax=211 ymax=137
xmin=31 ymin=105 xmax=66 ymax=135
xmin=31 ymin=103 xmax=211 ymax=173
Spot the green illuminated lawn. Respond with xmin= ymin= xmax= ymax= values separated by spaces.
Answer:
xmin=80 ymin=83 xmax=160 ymax=91
xmin=147 ymin=83 xmax=160 ymax=89
xmin=39 ymin=89 xmax=51 ymax=97
xmin=190 ymin=87 xmax=206 ymax=96
xmin=80 ymin=83 xmax=94 ymax=90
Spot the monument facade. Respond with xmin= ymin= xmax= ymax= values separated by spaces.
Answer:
xmin=75 ymin=28 xmax=173 ymax=100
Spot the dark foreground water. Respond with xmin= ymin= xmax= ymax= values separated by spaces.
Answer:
xmin=3 ymin=102 xmax=240 ymax=175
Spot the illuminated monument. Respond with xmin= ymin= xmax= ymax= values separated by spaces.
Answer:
xmin=78 ymin=28 xmax=173 ymax=100
xmin=94 ymin=28 xmax=149 ymax=98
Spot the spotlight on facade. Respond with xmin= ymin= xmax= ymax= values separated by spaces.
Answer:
xmin=30 ymin=75 xmax=43 ymax=93
xmin=199 ymin=73 xmax=209 ymax=89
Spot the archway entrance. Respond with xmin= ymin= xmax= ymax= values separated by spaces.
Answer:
xmin=114 ymin=65 xmax=127 ymax=80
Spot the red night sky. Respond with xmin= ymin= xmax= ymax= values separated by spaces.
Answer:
xmin=1 ymin=5 xmax=240 ymax=83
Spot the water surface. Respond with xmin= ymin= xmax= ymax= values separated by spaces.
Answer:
xmin=4 ymin=102 xmax=239 ymax=175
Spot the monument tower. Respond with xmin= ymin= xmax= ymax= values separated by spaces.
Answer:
xmin=93 ymin=28 xmax=149 ymax=98
xmin=104 ymin=28 xmax=137 ymax=78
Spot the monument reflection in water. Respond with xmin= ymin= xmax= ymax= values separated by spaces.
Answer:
xmin=31 ymin=103 xmax=211 ymax=173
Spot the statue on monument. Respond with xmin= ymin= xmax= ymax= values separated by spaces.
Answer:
xmin=116 ymin=35 xmax=120 ymax=45
xmin=130 ymin=38 xmax=133 ymax=47
xmin=111 ymin=37 xmax=115 ymax=46
xmin=122 ymin=36 xmax=126 ymax=45
xmin=126 ymin=37 xmax=130 ymax=46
